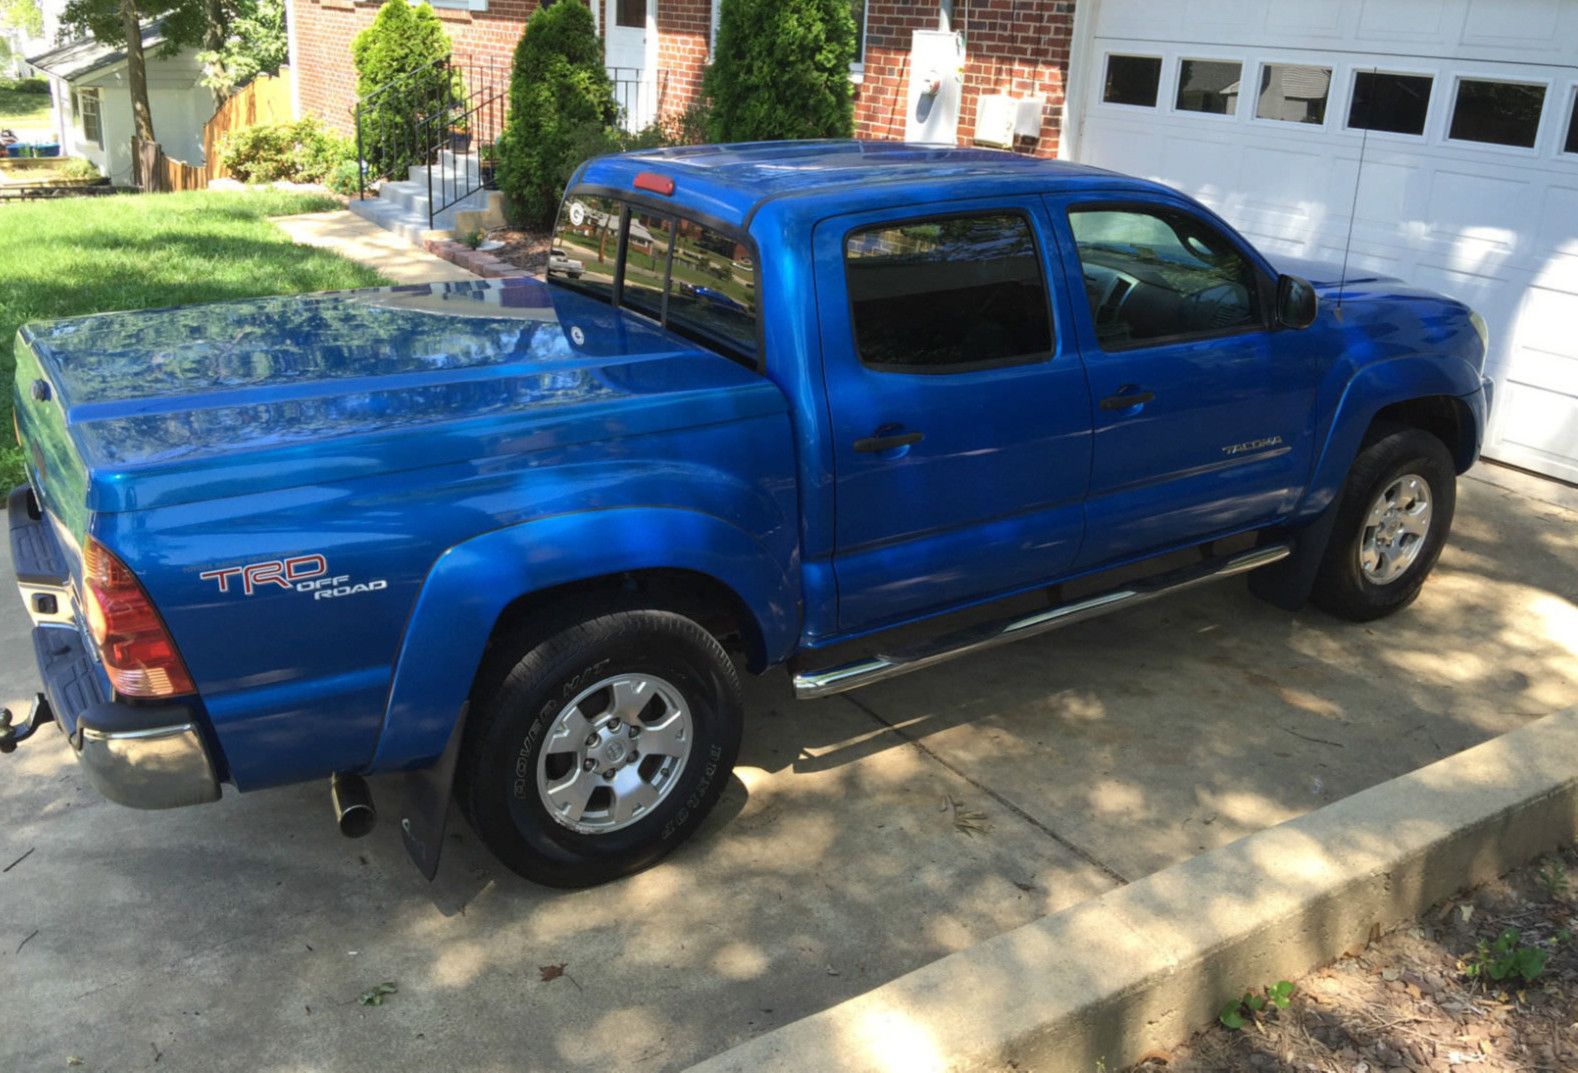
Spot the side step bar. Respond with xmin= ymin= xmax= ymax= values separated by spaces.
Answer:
xmin=792 ymin=543 xmax=1291 ymax=700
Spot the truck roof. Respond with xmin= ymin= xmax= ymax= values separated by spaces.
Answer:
xmin=577 ymin=141 xmax=1163 ymax=232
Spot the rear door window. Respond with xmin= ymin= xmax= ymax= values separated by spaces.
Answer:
xmin=843 ymin=213 xmax=1053 ymax=373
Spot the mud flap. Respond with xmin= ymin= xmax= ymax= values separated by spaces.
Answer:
xmin=1248 ymin=500 xmax=1341 ymax=611
xmin=397 ymin=702 xmax=467 ymax=881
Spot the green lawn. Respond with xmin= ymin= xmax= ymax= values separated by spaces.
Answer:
xmin=0 ymin=85 xmax=52 ymax=128
xmin=1 ymin=189 xmax=387 ymax=486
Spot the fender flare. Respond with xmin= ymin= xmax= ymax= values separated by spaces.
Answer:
xmin=372 ymin=507 xmax=798 ymax=776
xmin=1298 ymin=355 xmax=1481 ymax=521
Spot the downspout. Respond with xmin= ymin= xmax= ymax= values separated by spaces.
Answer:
xmin=939 ymin=0 xmax=953 ymax=32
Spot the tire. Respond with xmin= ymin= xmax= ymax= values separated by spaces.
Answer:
xmin=1309 ymin=426 xmax=1457 ymax=622
xmin=460 ymin=609 xmax=742 ymax=888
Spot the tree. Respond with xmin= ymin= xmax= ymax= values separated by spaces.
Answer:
xmin=197 ymin=0 xmax=286 ymax=96
xmin=704 ymin=0 xmax=855 ymax=143
xmin=1 ymin=0 xmax=44 ymax=40
xmin=350 ymin=0 xmax=451 ymax=181
xmin=495 ymin=0 xmax=618 ymax=229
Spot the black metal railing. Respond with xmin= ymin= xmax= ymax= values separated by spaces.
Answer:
xmin=354 ymin=56 xmax=455 ymax=199
xmin=419 ymin=55 xmax=508 ymax=228
xmin=609 ymin=67 xmax=671 ymax=133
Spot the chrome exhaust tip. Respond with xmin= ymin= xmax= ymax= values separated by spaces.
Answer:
xmin=331 ymin=772 xmax=376 ymax=838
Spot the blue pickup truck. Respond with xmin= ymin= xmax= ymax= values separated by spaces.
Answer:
xmin=7 ymin=143 xmax=1491 ymax=887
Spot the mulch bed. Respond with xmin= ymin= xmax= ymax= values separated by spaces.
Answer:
xmin=487 ymin=225 xmax=552 ymax=277
xmin=1132 ymin=843 xmax=1578 ymax=1073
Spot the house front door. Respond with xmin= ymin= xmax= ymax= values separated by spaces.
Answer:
xmin=605 ymin=0 xmax=655 ymax=131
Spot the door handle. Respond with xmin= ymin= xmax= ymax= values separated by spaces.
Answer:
xmin=1099 ymin=390 xmax=1155 ymax=411
xmin=854 ymin=431 xmax=925 ymax=453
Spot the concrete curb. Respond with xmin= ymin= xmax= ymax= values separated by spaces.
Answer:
xmin=684 ymin=708 xmax=1578 ymax=1073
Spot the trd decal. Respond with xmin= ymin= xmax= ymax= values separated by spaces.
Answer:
xmin=200 ymin=555 xmax=388 ymax=599
xmin=201 ymin=555 xmax=327 ymax=595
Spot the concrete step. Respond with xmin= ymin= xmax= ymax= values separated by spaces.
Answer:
xmin=349 ymin=186 xmax=506 ymax=244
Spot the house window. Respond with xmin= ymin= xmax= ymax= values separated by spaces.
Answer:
xmin=75 ymin=88 xmax=103 ymax=148
xmin=1176 ymin=60 xmax=1242 ymax=116
xmin=1564 ymin=91 xmax=1578 ymax=154
xmin=850 ymin=0 xmax=868 ymax=73
xmin=425 ymin=0 xmax=489 ymax=11
xmin=1257 ymin=64 xmax=1330 ymax=124
xmin=844 ymin=213 xmax=1053 ymax=372
xmin=615 ymin=0 xmax=644 ymax=29
xmin=1348 ymin=72 xmax=1432 ymax=136
xmin=1103 ymin=55 xmax=1162 ymax=107
xmin=1448 ymin=78 xmax=1545 ymax=148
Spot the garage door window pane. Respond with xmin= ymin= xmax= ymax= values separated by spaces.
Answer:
xmin=1104 ymin=55 xmax=1162 ymax=107
xmin=1068 ymin=207 xmax=1261 ymax=349
xmin=1176 ymin=60 xmax=1242 ymax=115
xmin=1449 ymin=79 xmax=1545 ymax=148
xmin=1348 ymin=72 xmax=1432 ymax=135
xmin=1566 ymin=94 xmax=1578 ymax=154
xmin=1257 ymin=64 xmax=1330 ymax=124
xmin=845 ymin=214 xmax=1053 ymax=371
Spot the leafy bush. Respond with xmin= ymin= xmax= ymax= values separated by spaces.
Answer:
xmin=219 ymin=118 xmax=353 ymax=184
xmin=351 ymin=0 xmax=452 ymax=181
xmin=704 ymin=0 xmax=855 ymax=142
xmin=495 ymin=0 xmax=618 ymax=229
xmin=325 ymin=158 xmax=363 ymax=197
xmin=0 ymin=76 xmax=48 ymax=94
xmin=58 ymin=158 xmax=101 ymax=181
xmin=1463 ymin=928 xmax=1549 ymax=985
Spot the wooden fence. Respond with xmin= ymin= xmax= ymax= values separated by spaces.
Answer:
xmin=132 ymin=68 xmax=295 ymax=192
xmin=202 ymin=67 xmax=294 ymax=181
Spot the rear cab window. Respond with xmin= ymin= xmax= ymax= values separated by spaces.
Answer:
xmin=843 ymin=213 xmax=1054 ymax=373
xmin=549 ymin=191 xmax=759 ymax=367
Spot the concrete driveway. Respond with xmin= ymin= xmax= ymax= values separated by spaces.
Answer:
xmin=2 ymin=469 xmax=1574 ymax=1073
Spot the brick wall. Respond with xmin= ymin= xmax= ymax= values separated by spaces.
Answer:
xmin=292 ymin=0 xmax=1075 ymax=153
xmin=293 ymin=0 xmax=544 ymax=135
xmin=655 ymin=0 xmax=709 ymax=123
xmin=856 ymin=1 xmax=1075 ymax=156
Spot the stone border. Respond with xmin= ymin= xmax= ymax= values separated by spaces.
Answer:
xmin=422 ymin=238 xmax=531 ymax=280
xmin=684 ymin=708 xmax=1578 ymax=1073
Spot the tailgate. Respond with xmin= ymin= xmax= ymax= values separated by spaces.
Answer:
xmin=13 ymin=329 xmax=91 ymax=543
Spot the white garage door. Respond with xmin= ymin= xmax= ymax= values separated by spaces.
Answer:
xmin=1067 ymin=0 xmax=1578 ymax=483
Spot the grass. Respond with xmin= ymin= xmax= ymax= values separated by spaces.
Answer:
xmin=0 ymin=189 xmax=387 ymax=486
xmin=0 ymin=85 xmax=52 ymax=129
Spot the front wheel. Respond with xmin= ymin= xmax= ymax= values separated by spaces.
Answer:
xmin=1309 ymin=426 xmax=1456 ymax=622
xmin=460 ymin=609 xmax=742 ymax=887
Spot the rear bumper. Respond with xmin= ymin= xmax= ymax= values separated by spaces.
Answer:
xmin=10 ymin=486 xmax=220 ymax=809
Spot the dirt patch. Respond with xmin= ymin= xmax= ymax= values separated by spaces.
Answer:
xmin=1131 ymin=844 xmax=1578 ymax=1072
xmin=487 ymin=226 xmax=551 ymax=277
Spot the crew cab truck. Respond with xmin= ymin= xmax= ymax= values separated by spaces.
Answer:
xmin=7 ymin=143 xmax=1491 ymax=887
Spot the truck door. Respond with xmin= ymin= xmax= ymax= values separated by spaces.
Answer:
xmin=1044 ymin=195 xmax=1323 ymax=567
xmin=813 ymin=200 xmax=1093 ymax=632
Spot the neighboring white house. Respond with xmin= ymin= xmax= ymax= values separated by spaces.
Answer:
xmin=1064 ymin=0 xmax=1578 ymax=484
xmin=27 ymin=19 xmax=211 ymax=185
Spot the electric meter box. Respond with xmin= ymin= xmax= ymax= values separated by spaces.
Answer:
xmin=904 ymin=30 xmax=966 ymax=145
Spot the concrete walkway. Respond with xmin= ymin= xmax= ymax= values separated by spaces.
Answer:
xmin=1 ymin=472 xmax=1574 ymax=1073
xmin=273 ymin=210 xmax=478 ymax=285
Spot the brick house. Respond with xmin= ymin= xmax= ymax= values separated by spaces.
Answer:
xmin=287 ymin=0 xmax=1076 ymax=156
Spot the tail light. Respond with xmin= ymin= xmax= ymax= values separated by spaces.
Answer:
xmin=81 ymin=537 xmax=195 ymax=699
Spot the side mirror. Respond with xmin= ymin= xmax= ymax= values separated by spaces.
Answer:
xmin=1276 ymin=274 xmax=1318 ymax=330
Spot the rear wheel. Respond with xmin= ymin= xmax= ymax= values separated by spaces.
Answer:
xmin=460 ymin=609 xmax=742 ymax=887
xmin=1310 ymin=426 xmax=1456 ymax=622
